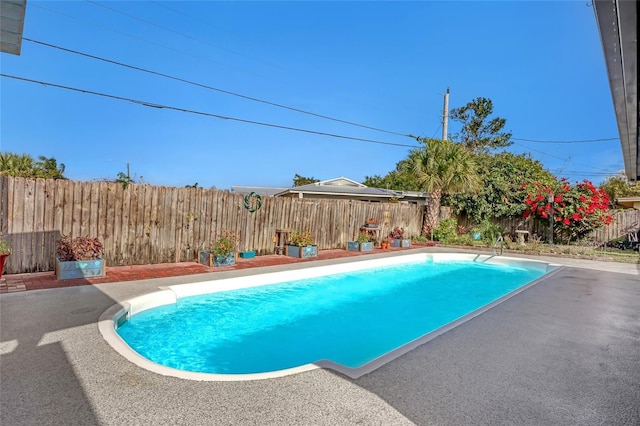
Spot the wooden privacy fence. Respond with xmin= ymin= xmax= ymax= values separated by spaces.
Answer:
xmin=0 ymin=177 xmax=424 ymax=274
xmin=456 ymin=209 xmax=640 ymax=243
xmin=591 ymin=209 xmax=640 ymax=242
xmin=454 ymin=213 xmax=547 ymax=239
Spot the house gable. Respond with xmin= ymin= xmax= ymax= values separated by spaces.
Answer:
xmin=314 ymin=177 xmax=366 ymax=188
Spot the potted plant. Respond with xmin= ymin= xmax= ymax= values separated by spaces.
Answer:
xmin=208 ymin=230 xmax=240 ymax=267
xmin=357 ymin=232 xmax=374 ymax=252
xmin=348 ymin=232 xmax=374 ymax=252
xmin=365 ymin=217 xmax=379 ymax=228
xmin=347 ymin=238 xmax=360 ymax=252
xmin=286 ymin=230 xmax=318 ymax=258
xmin=381 ymin=237 xmax=390 ymax=250
xmin=389 ymin=227 xmax=411 ymax=248
xmin=0 ymin=238 xmax=10 ymax=280
xmin=55 ymin=235 xmax=105 ymax=280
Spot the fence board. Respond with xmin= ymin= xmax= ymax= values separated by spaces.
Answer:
xmin=33 ymin=179 xmax=46 ymax=271
xmin=104 ymin=182 xmax=117 ymax=264
xmin=9 ymin=178 xmax=23 ymax=272
xmin=22 ymin=179 xmax=35 ymax=272
xmin=71 ymin=182 xmax=82 ymax=237
xmin=0 ymin=176 xmax=7 ymax=240
xmin=42 ymin=179 xmax=56 ymax=268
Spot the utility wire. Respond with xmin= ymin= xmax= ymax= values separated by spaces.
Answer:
xmin=85 ymin=0 xmax=247 ymax=59
xmin=30 ymin=3 xmax=214 ymax=64
xmin=555 ymin=170 xmax=619 ymax=176
xmin=512 ymin=137 xmax=618 ymax=144
xmin=512 ymin=141 xmax=614 ymax=173
xmin=1 ymin=74 xmax=420 ymax=149
xmin=27 ymin=5 xmax=621 ymax=147
xmin=24 ymin=38 xmax=413 ymax=139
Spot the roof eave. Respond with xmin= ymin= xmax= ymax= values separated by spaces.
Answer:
xmin=0 ymin=0 xmax=27 ymax=56
xmin=593 ymin=0 xmax=638 ymax=181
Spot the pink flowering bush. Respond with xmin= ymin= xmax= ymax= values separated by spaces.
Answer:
xmin=523 ymin=179 xmax=613 ymax=242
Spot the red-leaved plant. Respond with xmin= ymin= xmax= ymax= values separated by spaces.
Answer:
xmin=56 ymin=236 xmax=104 ymax=261
xmin=389 ymin=227 xmax=404 ymax=239
xmin=522 ymin=179 xmax=613 ymax=242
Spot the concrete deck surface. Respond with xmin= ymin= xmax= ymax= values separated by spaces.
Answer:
xmin=1 ymin=248 xmax=638 ymax=425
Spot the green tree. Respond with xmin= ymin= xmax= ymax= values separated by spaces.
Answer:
xmin=35 ymin=156 xmax=65 ymax=179
xmin=450 ymin=97 xmax=512 ymax=153
xmin=115 ymin=172 xmax=135 ymax=188
xmin=599 ymin=174 xmax=640 ymax=206
xmin=0 ymin=152 xmax=66 ymax=179
xmin=411 ymin=138 xmax=481 ymax=235
xmin=363 ymin=157 xmax=421 ymax=191
xmin=292 ymin=174 xmax=319 ymax=186
xmin=445 ymin=152 xmax=556 ymax=222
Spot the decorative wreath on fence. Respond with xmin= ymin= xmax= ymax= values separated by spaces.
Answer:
xmin=243 ymin=192 xmax=262 ymax=213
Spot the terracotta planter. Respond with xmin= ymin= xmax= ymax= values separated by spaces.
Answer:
xmin=0 ymin=253 xmax=9 ymax=279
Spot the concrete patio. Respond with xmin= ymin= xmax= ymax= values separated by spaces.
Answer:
xmin=1 ymin=248 xmax=638 ymax=425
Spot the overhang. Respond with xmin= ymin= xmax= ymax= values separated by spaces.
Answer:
xmin=615 ymin=196 xmax=640 ymax=210
xmin=593 ymin=0 xmax=638 ymax=181
xmin=0 ymin=0 xmax=26 ymax=55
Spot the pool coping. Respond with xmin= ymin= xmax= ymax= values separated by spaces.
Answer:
xmin=98 ymin=252 xmax=562 ymax=381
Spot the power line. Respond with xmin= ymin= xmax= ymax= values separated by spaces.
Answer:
xmin=24 ymin=38 xmax=413 ymax=139
xmin=512 ymin=141 xmax=614 ymax=173
xmin=555 ymin=170 xmax=619 ymax=176
xmin=512 ymin=136 xmax=618 ymax=144
xmin=1 ymin=73 xmax=420 ymax=149
xmin=85 ymin=0 xmax=247 ymax=59
xmin=30 ymin=3 xmax=215 ymax=64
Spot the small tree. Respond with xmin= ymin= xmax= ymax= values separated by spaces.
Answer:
xmin=292 ymin=174 xmax=319 ymax=186
xmin=599 ymin=174 xmax=640 ymax=207
xmin=450 ymin=97 xmax=512 ymax=153
xmin=411 ymin=138 xmax=481 ymax=235
xmin=0 ymin=152 xmax=66 ymax=179
xmin=523 ymin=179 xmax=613 ymax=242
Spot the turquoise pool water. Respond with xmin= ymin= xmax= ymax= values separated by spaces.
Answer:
xmin=117 ymin=259 xmax=545 ymax=374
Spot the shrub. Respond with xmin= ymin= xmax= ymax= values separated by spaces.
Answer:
xmin=389 ymin=227 xmax=404 ymax=239
xmin=210 ymin=230 xmax=240 ymax=257
xmin=471 ymin=220 xmax=504 ymax=245
xmin=452 ymin=234 xmax=475 ymax=246
xmin=523 ymin=179 xmax=613 ymax=242
xmin=289 ymin=230 xmax=315 ymax=247
xmin=56 ymin=236 xmax=103 ymax=261
xmin=356 ymin=232 xmax=371 ymax=243
xmin=0 ymin=239 xmax=10 ymax=255
xmin=433 ymin=218 xmax=458 ymax=242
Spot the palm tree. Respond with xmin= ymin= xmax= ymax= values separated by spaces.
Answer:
xmin=408 ymin=138 xmax=481 ymax=235
xmin=0 ymin=152 xmax=36 ymax=177
xmin=35 ymin=156 xmax=66 ymax=179
xmin=0 ymin=153 xmax=66 ymax=179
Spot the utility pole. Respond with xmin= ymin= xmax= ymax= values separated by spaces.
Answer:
xmin=442 ymin=87 xmax=450 ymax=140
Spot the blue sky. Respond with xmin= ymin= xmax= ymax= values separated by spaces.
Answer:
xmin=0 ymin=1 xmax=622 ymax=189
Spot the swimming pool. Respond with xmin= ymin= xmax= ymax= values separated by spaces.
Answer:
xmin=99 ymin=253 xmax=560 ymax=381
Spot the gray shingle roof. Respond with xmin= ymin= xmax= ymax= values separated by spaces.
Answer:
xmin=282 ymin=183 xmax=398 ymax=197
